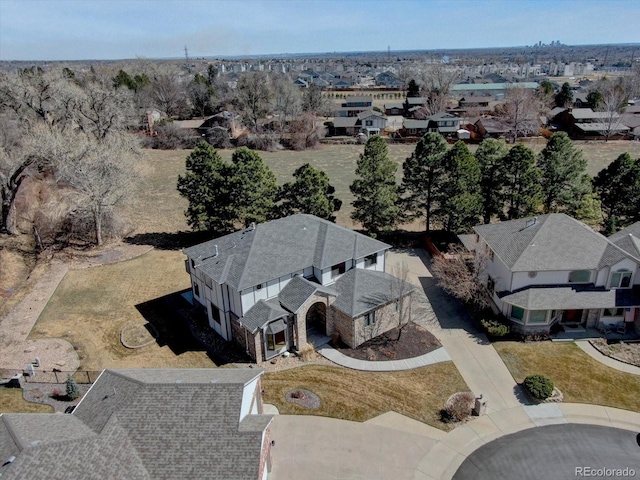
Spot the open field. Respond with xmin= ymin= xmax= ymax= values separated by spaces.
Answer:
xmin=494 ymin=341 xmax=640 ymax=412
xmin=129 ymin=140 xmax=640 ymax=236
xmin=0 ymin=388 xmax=54 ymax=414
xmin=29 ymin=250 xmax=216 ymax=371
xmin=261 ymin=362 xmax=468 ymax=431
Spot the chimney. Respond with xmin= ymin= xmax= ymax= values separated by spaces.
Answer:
xmin=214 ymin=245 xmax=218 ymax=257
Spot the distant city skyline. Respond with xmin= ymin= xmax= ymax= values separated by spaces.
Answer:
xmin=1 ymin=0 xmax=639 ymax=61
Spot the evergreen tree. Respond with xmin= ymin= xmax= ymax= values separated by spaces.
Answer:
xmin=407 ymin=79 xmax=420 ymax=97
xmin=503 ymin=143 xmax=543 ymax=219
xmin=437 ymin=141 xmax=482 ymax=233
xmin=400 ymin=132 xmax=448 ymax=232
xmin=538 ymin=132 xmax=590 ymax=213
xmin=555 ymin=82 xmax=574 ymax=107
xmin=475 ymin=139 xmax=509 ymax=223
xmin=229 ymin=147 xmax=279 ymax=227
xmin=350 ymin=136 xmax=400 ymax=235
xmin=277 ymin=163 xmax=342 ymax=221
xmin=177 ymin=142 xmax=235 ymax=233
xmin=66 ymin=375 xmax=80 ymax=400
xmin=593 ymin=153 xmax=640 ymax=227
xmin=573 ymin=192 xmax=604 ymax=229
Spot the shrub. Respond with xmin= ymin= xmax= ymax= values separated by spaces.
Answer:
xmin=66 ymin=375 xmax=80 ymax=401
xmin=480 ymin=319 xmax=510 ymax=337
xmin=236 ymin=133 xmax=281 ymax=151
xmin=205 ymin=127 xmax=231 ymax=149
xmin=523 ymin=374 xmax=554 ymax=400
xmin=299 ymin=343 xmax=316 ymax=362
xmin=443 ymin=391 xmax=475 ymax=423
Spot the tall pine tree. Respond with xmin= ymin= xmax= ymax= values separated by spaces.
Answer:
xmin=594 ymin=152 xmax=640 ymax=228
xmin=277 ymin=163 xmax=342 ymax=221
xmin=400 ymin=132 xmax=448 ymax=232
xmin=350 ymin=136 xmax=400 ymax=235
xmin=503 ymin=143 xmax=542 ymax=219
xmin=437 ymin=141 xmax=482 ymax=233
xmin=538 ymin=132 xmax=590 ymax=213
xmin=475 ymin=139 xmax=509 ymax=223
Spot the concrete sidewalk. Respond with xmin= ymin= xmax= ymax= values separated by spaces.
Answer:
xmin=575 ymin=339 xmax=640 ymax=375
xmin=316 ymin=344 xmax=451 ymax=371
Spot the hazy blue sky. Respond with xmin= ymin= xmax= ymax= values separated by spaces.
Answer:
xmin=1 ymin=0 xmax=638 ymax=61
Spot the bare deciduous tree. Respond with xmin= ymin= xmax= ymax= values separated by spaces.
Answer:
xmin=430 ymin=244 xmax=490 ymax=312
xmin=236 ymin=72 xmax=272 ymax=132
xmin=418 ymin=65 xmax=459 ymax=115
xmin=596 ymin=82 xmax=627 ymax=141
xmin=152 ymin=73 xmax=188 ymax=117
xmin=272 ymin=74 xmax=301 ymax=136
xmin=496 ymin=86 xmax=543 ymax=142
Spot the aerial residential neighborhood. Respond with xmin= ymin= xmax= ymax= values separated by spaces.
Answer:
xmin=1 ymin=1 xmax=640 ymax=479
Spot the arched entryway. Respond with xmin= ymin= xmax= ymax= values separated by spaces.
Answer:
xmin=306 ymin=302 xmax=327 ymax=336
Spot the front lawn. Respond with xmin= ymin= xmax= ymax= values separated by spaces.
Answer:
xmin=494 ymin=341 xmax=640 ymax=412
xmin=261 ymin=362 xmax=468 ymax=431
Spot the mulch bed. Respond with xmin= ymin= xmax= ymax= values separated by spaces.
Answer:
xmin=20 ymin=382 xmax=92 ymax=413
xmin=589 ymin=338 xmax=640 ymax=367
xmin=334 ymin=322 xmax=441 ymax=362
xmin=285 ymin=388 xmax=321 ymax=409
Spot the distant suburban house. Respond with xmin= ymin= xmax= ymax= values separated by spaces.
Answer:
xmin=0 ymin=369 xmax=273 ymax=480
xmin=461 ymin=214 xmax=640 ymax=336
xmin=555 ymin=108 xmax=630 ymax=139
xmin=375 ymin=71 xmax=402 ymax=88
xmin=462 ymin=117 xmax=511 ymax=139
xmin=183 ymin=215 xmax=415 ymax=363
xmin=335 ymin=95 xmax=374 ymax=117
xmin=384 ymin=102 xmax=404 ymax=116
xmin=448 ymin=96 xmax=493 ymax=115
xmin=401 ymin=119 xmax=431 ymax=137
xmin=331 ymin=109 xmax=386 ymax=136
xmin=427 ymin=112 xmax=461 ymax=137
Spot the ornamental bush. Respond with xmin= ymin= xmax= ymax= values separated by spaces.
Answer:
xmin=523 ymin=374 xmax=554 ymax=400
xmin=66 ymin=375 xmax=80 ymax=401
xmin=480 ymin=319 xmax=510 ymax=337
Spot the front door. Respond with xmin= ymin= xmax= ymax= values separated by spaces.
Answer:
xmin=561 ymin=309 xmax=583 ymax=324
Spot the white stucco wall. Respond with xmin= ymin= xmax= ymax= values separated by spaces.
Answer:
xmin=240 ymin=377 xmax=259 ymax=422
xmin=511 ymin=270 xmax=593 ymax=291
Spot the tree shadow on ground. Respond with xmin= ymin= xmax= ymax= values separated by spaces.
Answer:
xmin=125 ymin=231 xmax=212 ymax=251
xmin=135 ymin=291 xmax=250 ymax=365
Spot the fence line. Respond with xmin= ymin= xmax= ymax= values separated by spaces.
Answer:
xmin=0 ymin=368 xmax=100 ymax=384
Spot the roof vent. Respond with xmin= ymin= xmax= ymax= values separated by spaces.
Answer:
xmin=214 ymin=244 xmax=218 ymax=257
xmin=521 ymin=217 xmax=537 ymax=230
xmin=176 ymin=380 xmax=183 ymax=384
xmin=250 ymin=222 xmax=256 ymax=231
xmin=3 ymin=456 xmax=16 ymax=466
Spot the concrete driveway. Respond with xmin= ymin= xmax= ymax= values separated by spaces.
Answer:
xmin=269 ymin=414 xmax=444 ymax=480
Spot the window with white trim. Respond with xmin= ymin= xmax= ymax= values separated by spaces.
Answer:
xmin=568 ymin=270 xmax=591 ymax=283
xmin=603 ymin=308 xmax=624 ymax=317
xmin=210 ymin=303 xmax=221 ymax=324
xmin=364 ymin=254 xmax=377 ymax=268
xmin=609 ymin=269 xmax=632 ymax=289
xmin=193 ymin=282 xmax=200 ymax=298
xmin=331 ymin=262 xmax=346 ymax=278
xmin=510 ymin=305 xmax=525 ymax=322
xmin=528 ymin=310 xmax=547 ymax=324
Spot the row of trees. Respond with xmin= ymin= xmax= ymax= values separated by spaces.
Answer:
xmin=177 ymin=143 xmax=341 ymax=233
xmin=0 ymin=66 xmax=140 ymax=246
xmin=350 ymin=132 xmax=638 ymax=236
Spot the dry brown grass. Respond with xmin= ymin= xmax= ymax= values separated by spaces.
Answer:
xmin=29 ymin=249 xmax=215 ymax=370
xmin=261 ymin=362 xmax=468 ymax=431
xmin=131 ymin=141 xmax=640 ymax=236
xmin=0 ymin=388 xmax=54 ymax=413
xmin=494 ymin=341 xmax=640 ymax=412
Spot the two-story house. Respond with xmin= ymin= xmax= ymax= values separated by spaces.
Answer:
xmin=464 ymin=214 xmax=640 ymax=335
xmin=183 ymin=214 xmax=415 ymax=362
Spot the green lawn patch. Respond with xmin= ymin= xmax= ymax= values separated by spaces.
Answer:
xmin=261 ymin=362 xmax=468 ymax=431
xmin=494 ymin=341 xmax=640 ymax=412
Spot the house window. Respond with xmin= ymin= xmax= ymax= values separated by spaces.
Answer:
xmin=364 ymin=254 xmax=377 ymax=268
xmin=193 ymin=282 xmax=200 ymax=298
xmin=568 ymin=270 xmax=591 ymax=283
xmin=331 ymin=262 xmax=346 ymax=278
xmin=364 ymin=311 xmax=376 ymax=326
xmin=510 ymin=306 xmax=525 ymax=322
xmin=603 ymin=308 xmax=624 ymax=317
xmin=210 ymin=303 xmax=221 ymax=324
xmin=394 ymin=301 xmax=399 ymax=313
xmin=267 ymin=331 xmax=286 ymax=351
xmin=365 ymin=120 xmax=373 ymax=126
xmin=205 ymin=276 xmax=212 ymax=289
xmin=528 ymin=310 xmax=547 ymax=324
xmin=609 ymin=270 xmax=632 ymax=289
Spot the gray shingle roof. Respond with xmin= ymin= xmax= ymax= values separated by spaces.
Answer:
xmin=403 ymin=119 xmax=430 ymax=129
xmin=183 ymin=214 xmax=390 ymax=291
xmin=474 ymin=214 xmax=637 ymax=272
xmin=278 ymin=276 xmax=337 ymax=313
xmin=609 ymin=222 xmax=640 ymax=258
xmin=241 ymin=298 xmax=289 ymax=334
xmin=2 ymin=369 xmax=271 ymax=480
xmin=500 ymin=285 xmax=640 ymax=310
xmin=331 ymin=269 xmax=416 ymax=317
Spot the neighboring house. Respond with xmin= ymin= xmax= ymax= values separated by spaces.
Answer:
xmin=462 ymin=214 xmax=640 ymax=335
xmin=402 ymin=119 xmax=431 ymax=137
xmin=448 ymin=96 xmax=493 ymax=116
xmin=427 ymin=112 xmax=461 ymax=137
xmin=335 ymin=96 xmax=374 ymax=117
xmin=183 ymin=215 xmax=415 ymax=362
xmin=375 ymin=71 xmax=403 ymax=89
xmin=557 ymin=108 xmax=630 ymax=138
xmin=331 ymin=110 xmax=386 ymax=136
xmin=384 ymin=102 xmax=404 ymax=116
xmin=0 ymin=369 xmax=273 ymax=480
